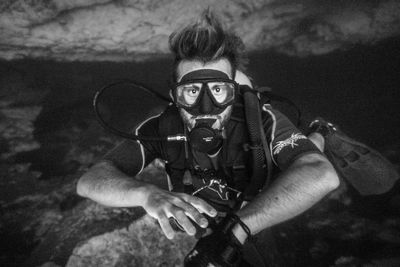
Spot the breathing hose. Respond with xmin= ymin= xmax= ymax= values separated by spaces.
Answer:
xmin=93 ymin=80 xmax=186 ymax=142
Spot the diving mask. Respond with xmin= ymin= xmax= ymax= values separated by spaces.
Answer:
xmin=173 ymin=69 xmax=237 ymax=114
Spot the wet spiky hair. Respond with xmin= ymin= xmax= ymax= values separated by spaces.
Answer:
xmin=169 ymin=9 xmax=247 ymax=80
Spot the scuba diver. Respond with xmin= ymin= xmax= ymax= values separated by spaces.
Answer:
xmin=77 ymin=10 xmax=398 ymax=267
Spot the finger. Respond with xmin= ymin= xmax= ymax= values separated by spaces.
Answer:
xmin=184 ymin=195 xmax=218 ymax=217
xmin=172 ymin=208 xmax=196 ymax=236
xmin=174 ymin=199 xmax=209 ymax=228
xmin=158 ymin=214 xmax=175 ymax=239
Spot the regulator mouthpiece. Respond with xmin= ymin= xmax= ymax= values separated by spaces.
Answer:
xmin=188 ymin=119 xmax=222 ymax=153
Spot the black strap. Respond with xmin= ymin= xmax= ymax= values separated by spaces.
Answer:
xmin=241 ymin=86 xmax=272 ymax=200
xmin=258 ymin=89 xmax=301 ymax=127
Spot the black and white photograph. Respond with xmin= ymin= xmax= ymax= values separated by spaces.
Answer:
xmin=1 ymin=1 xmax=399 ymax=266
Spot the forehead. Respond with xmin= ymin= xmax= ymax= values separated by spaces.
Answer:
xmin=176 ymin=58 xmax=233 ymax=82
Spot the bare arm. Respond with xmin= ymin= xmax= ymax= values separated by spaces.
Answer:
xmin=232 ymin=153 xmax=340 ymax=243
xmin=77 ymin=160 xmax=217 ymax=239
xmin=77 ymin=160 xmax=150 ymax=207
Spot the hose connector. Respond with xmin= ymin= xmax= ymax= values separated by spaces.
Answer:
xmin=167 ymin=135 xmax=187 ymax=142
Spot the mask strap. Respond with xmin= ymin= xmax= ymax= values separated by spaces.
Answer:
xmin=232 ymin=67 xmax=237 ymax=81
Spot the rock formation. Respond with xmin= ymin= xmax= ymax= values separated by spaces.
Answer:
xmin=1 ymin=0 xmax=400 ymax=61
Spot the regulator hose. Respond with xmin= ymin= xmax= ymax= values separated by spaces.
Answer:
xmin=93 ymin=80 xmax=186 ymax=142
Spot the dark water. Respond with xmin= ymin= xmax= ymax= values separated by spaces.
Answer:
xmin=2 ymin=37 xmax=400 ymax=149
xmin=247 ymin=38 xmax=400 ymax=149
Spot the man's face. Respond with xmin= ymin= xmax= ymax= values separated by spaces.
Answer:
xmin=175 ymin=58 xmax=234 ymax=131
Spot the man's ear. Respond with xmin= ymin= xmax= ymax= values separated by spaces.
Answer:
xmin=234 ymin=70 xmax=253 ymax=88
xmin=168 ymin=74 xmax=177 ymax=103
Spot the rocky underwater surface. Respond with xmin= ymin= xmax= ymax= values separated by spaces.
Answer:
xmin=1 ymin=41 xmax=400 ymax=267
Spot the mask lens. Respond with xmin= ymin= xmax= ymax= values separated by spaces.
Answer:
xmin=175 ymin=83 xmax=202 ymax=107
xmin=175 ymin=79 xmax=236 ymax=108
xmin=207 ymin=81 xmax=235 ymax=105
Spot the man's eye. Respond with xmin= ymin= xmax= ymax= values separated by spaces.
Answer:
xmin=184 ymin=86 xmax=200 ymax=95
xmin=211 ymin=85 xmax=226 ymax=94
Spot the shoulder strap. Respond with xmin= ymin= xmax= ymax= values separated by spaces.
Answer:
xmin=256 ymin=87 xmax=301 ymax=127
xmin=158 ymin=104 xmax=187 ymax=164
xmin=240 ymin=85 xmax=273 ymax=200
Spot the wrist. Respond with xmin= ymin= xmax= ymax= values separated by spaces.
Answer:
xmin=231 ymin=223 xmax=249 ymax=245
xmin=221 ymin=213 xmax=251 ymax=245
xmin=134 ymin=183 xmax=156 ymax=207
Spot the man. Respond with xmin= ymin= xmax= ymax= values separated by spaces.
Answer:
xmin=77 ymin=11 xmax=340 ymax=266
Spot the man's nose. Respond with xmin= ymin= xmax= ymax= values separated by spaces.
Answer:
xmin=200 ymin=86 xmax=213 ymax=114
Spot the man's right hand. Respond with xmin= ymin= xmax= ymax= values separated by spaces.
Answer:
xmin=142 ymin=185 xmax=218 ymax=239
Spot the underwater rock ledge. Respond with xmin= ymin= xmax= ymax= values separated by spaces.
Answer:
xmin=1 ymin=0 xmax=400 ymax=61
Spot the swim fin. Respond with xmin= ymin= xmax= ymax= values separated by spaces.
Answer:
xmin=309 ymin=118 xmax=399 ymax=196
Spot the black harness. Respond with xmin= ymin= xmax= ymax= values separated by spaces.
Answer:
xmin=159 ymin=86 xmax=274 ymax=209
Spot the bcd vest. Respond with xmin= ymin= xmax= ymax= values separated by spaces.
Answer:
xmin=158 ymin=100 xmax=262 ymax=198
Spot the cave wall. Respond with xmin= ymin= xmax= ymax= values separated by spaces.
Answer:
xmin=1 ymin=0 xmax=400 ymax=61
